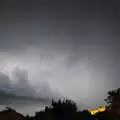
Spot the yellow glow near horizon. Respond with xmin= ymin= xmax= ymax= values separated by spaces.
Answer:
xmin=89 ymin=106 xmax=106 ymax=115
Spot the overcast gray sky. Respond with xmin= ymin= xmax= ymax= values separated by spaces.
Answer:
xmin=0 ymin=0 xmax=120 ymax=115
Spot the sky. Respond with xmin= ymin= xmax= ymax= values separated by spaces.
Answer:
xmin=0 ymin=0 xmax=120 ymax=115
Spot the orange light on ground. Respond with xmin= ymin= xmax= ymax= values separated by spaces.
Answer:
xmin=89 ymin=106 xmax=106 ymax=115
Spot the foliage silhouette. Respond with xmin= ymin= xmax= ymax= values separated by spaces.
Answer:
xmin=105 ymin=88 xmax=120 ymax=117
xmin=105 ymin=88 xmax=120 ymax=105
xmin=2 ymin=88 xmax=120 ymax=120
xmin=75 ymin=110 xmax=92 ymax=120
xmin=25 ymin=99 xmax=93 ymax=120
xmin=44 ymin=99 xmax=77 ymax=120
xmin=94 ymin=110 xmax=110 ymax=120
xmin=35 ymin=111 xmax=55 ymax=120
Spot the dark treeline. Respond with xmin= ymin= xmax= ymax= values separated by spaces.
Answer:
xmin=22 ymin=88 xmax=120 ymax=120
xmin=24 ymin=99 xmax=93 ymax=120
xmin=1 ymin=88 xmax=120 ymax=120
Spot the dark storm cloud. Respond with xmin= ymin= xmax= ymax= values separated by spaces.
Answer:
xmin=0 ymin=66 xmax=61 ymax=105
xmin=0 ymin=67 xmax=35 ymax=99
xmin=0 ymin=0 xmax=120 ymax=113
xmin=0 ymin=0 xmax=120 ymax=51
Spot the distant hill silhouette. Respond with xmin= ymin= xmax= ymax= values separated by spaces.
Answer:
xmin=0 ymin=107 xmax=24 ymax=120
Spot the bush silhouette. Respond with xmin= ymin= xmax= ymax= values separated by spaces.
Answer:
xmin=45 ymin=99 xmax=77 ymax=120
xmin=35 ymin=111 xmax=55 ymax=120
xmin=105 ymin=88 xmax=120 ymax=105
xmin=24 ymin=98 xmax=94 ymax=120
xmin=105 ymin=88 xmax=120 ymax=117
xmin=4 ymin=88 xmax=120 ymax=120
xmin=80 ymin=110 xmax=92 ymax=120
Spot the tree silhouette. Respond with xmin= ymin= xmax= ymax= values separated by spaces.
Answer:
xmin=104 ymin=88 xmax=120 ymax=119
xmin=45 ymin=99 xmax=77 ymax=120
xmin=24 ymin=115 xmax=31 ymax=120
xmin=35 ymin=111 xmax=55 ymax=120
xmin=80 ymin=110 xmax=92 ymax=120
xmin=105 ymin=88 xmax=120 ymax=105
xmin=94 ymin=110 xmax=110 ymax=120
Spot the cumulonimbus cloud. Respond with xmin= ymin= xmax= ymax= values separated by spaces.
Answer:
xmin=0 ymin=66 xmax=62 ymax=105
